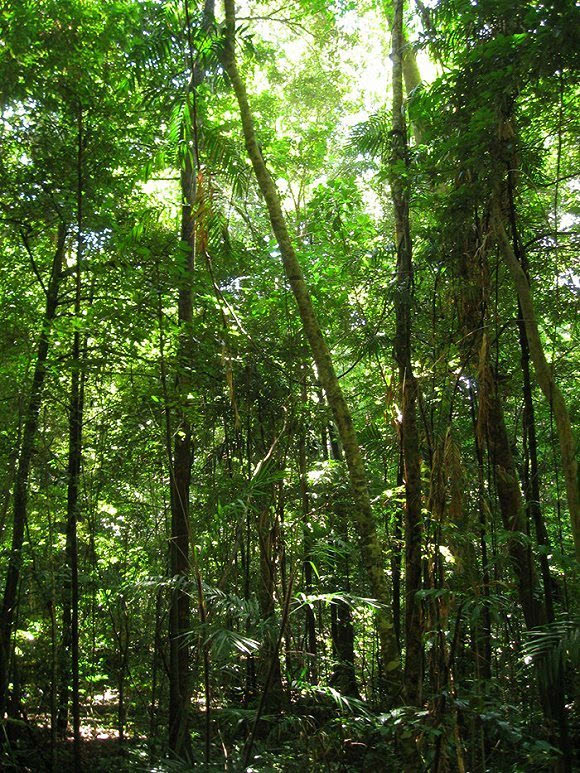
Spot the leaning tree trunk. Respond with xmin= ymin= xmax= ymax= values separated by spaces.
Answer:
xmin=492 ymin=205 xmax=579 ymax=562
xmin=0 ymin=223 xmax=67 ymax=716
xmin=222 ymin=0 xmax=401 ymax=700
xmin=390 ymin=0 xmax=423 ymax=708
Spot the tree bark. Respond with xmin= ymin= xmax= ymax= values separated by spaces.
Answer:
xmin=390 ymin=0 xmax=423 ymax=707
xmin=298 ymin=375 xmax=317 ymax=683
xmin=391 ymin=450 xmax=404 ymax=650
xmin=222 ymin=0 xmax=401 ymax=701
xmin=257 ymin=504 xmax=284 ymax=705
xmin=168 ymin=0 xmax=215 ymax=755
xmin=478 ymin=336 xmax=545 ymax=630
xmin=167 ymin=150 xmax=195 ymax=757
xmin=58 ymin=105 xmax=84 ymax=773
xmin=328 ymin=434 xmax=359 ymax=698
xmin=517 ymin=305 xmax=555 ymax=621
xmin=381 ymin=1 xmax=423 ymax=142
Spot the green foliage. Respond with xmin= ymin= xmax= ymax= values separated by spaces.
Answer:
xmin=0 ymin=0 xmax=578 ymax=770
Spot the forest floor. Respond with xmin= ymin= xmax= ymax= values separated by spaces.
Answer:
xmin=2 ymin=709 xmax=317 ymax=771
xmin=2 ymin=721 xmax=151 ymax=771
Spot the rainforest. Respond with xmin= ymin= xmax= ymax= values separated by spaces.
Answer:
xmin=0 ymin=0 xmax=578 ymax=770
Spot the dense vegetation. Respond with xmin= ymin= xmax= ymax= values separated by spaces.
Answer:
xmin=0 ymin=0 xmax=578 ymax=769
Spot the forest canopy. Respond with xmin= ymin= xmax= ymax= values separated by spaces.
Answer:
xmin=0 ymin=0 xmax=578 ymax=770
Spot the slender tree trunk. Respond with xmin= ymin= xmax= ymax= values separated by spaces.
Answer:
xmin=517 ymin=306 xmax=556 ymax=620
xmin=222 ymin=0 xmax=401 ymax=701
xmin=381 ymin=2 xmax=423 ymax=141
xmin=149 ymin=585 xmax=162 ymax=753
xmin=328 ymin=434 xmax=359 ymax=698
xmin=117 ymin=598 xmax=129 ymax=748
xmin=0 ymin=223 xmax=67 ymax=717
xmin=391 ymin=450 xmax=404 ymax=650
xmin=59 ymin=330 xmax=83 ymax=760
xmin=168 ymin=0 xmax=215 ymax=754
xmin=48 ymin=496 xmax=58 ymax=771
xmin=502 ymin=178 xmax=570 ymax=765
xmin=390 ymin=0 xmax=423 ymax=707
xmin=492 ymin=206 xmax=579 ymax=561
xmin=298 ymin=373 xmax=317 ymax=683
xmin=167 ymin=150 xmax=195 ymax=754
xmin=58 ymin=106 xmax=84 ymax=773
xmin=257 ymin=504 xmax=284 ymax=705
xmin=468 ymin=387 xmax=493 ymax=689
xmin=329 ymin=547 xmax=359 ymax=698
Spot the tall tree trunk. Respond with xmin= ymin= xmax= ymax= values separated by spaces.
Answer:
xmin=468 ymin=386 xmax=492 ymax=686
xmin=298 ymin=374 xmax=317 ymax=683
xmin=492 ymin=206 xmax=579 ymax=561
xmin=390 ymin=0 xmax=423 ymax=707
xmin=0 ymin=223 xmax=67 ymax=716
xmin=497 ymin=160 xmax=571 ymax=768
xmin=168 ymin=0 xmax=214 ymax=754
xmin=149 ymin=585 xmax=163 ymax=754
xmin=453 ymin=214 xmax=544 ymax=629
xmin=328 ymin=433 xmax=359 ymax=698
xmin=381 ymin=2 xmax=423 ymax=141
xmin=167 ymin=150 xmax=195 ymax=757
xmin=504 ymin=170 xmax=570 ymax=763
xmin=481 ymin=342 xmax=572 ymax=768
xmin=59 ymin=317 xmax=83 ymax=765
xmin=58 ymin=105 xmax=85 ymax=773
xmin=222 ymin=0 xmax=401 ymax=700
xmin=454 ymin=211 xmax=572 ymax=764
xmin=391 ymin=450 xmax=404 ymax=650
xmin=478 ymin=335 xmax=545 ymax=630
xmin=257 ymin=504 xmax=284 ymax=706
xmin=517 ymin=306 xmax=556 ymax=621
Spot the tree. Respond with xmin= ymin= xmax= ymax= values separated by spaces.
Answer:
xmin=0 ymin=0 xmax=577 ymax=769
xmin=222 ymin=0 xmax=402 ymax=701
xmin=389 ymin=0 xmax=423 ymax=708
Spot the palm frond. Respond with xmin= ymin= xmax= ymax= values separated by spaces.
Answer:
xmin=347 ymin=110 xmax=392 ymax=159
